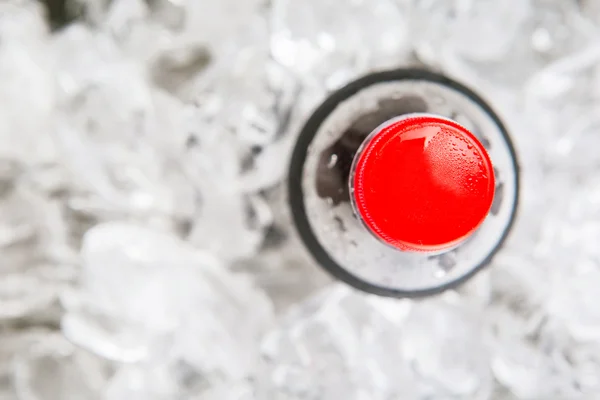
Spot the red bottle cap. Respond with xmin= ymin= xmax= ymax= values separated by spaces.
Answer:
xmin=351 ymin=115 xmax=495 ymax=252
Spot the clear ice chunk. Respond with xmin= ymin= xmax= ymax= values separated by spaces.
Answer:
xmin=104 ymin=364 xmax=180 ymax=400
xmin=0 ymin=329 xmax=53 ymax=397
xmin=261 ymin=284 xmax=418 ymax=399
xmin=0 ymin=1 xmax=58 ymax=165
xmin=51 ymin=24 xmax=197 ymax=226
xmin=12 ymin=334 xmax=109 ymax=400
xmin=410 ymin=0 xmax=530 ymax=64
xmin=401 ymin=297 xmax=493 ymax=399
xmin=411 ymin=0 xmax=596 ymax=86
xmin=271 ymin=0 xmax=411 ymax=87
xmin=105 ymin=363 xmax=258 ymax=400
xmin=62 ymin=222 xmax=274 ymax=382
xmin=0 ymin=273 xmax=61 ymax=321
xmin=179 ymin=56 xmax=294 ymax=260
xmin=545 ymin=260 xmax=600 ymax=342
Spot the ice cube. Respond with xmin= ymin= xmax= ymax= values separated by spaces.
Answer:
xmin=12 ymin=335 xmax=109 ymax=400
xmin=271 ymin=0 xmax=411 ymax=86
xmin=62 ymin=222 xmax=274 ymax=381
xmin=261 ymin=285 xmax=417 ymax=399
xmin=401 ymin=298 xmax=493 ymax=399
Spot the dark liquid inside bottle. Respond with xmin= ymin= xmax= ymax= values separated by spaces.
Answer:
xmin=315 ymin=95 xmax=428 ymax=205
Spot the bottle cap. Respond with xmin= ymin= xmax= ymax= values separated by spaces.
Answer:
xmin=351 ymin=114 xmax=495 ymax=252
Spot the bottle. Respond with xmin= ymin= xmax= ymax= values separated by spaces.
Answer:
xmin=287 ymin=68 xmax=519 ymax=297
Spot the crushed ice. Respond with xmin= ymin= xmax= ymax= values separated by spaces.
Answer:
xmin=0 ymin=0 xmax=598 ymax=399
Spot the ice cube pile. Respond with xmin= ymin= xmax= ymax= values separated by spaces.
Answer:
xmin=0 ymin=0 xmax=599 ymax=398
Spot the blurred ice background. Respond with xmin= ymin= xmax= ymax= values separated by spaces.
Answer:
xmin=0 ymin=0 xmax=599 ymax=398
